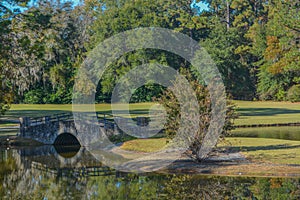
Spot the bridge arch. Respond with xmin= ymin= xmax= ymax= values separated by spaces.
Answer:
xmin=54 ymin=132 xmax=81 ymax=146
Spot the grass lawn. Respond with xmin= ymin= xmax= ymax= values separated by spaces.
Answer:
xmin=2 ymin=103 xmax=154 ymax=120
xmin=1 ymin=100 xmax=299 ymax=125
xmin=120 ymin=137 xmax=300 ymax=165
xmin=120 ymin=138 xmax=167 ymax=152
xmin=222 ymin=137 xmax=300 ymax=165
xmin=233 ymin=100 xmax=300 ymax=126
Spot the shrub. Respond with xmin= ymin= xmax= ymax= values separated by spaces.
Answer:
xmin=287 ymin=85 xmax=300 ymax=102
xmin=157 ymin=68 xmax=237 ymax=161
xmin=23 ymin=89 xmax=44 ymax=104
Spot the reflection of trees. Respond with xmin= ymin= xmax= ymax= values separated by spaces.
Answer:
xmin=0 ymin=149 xmax=89 ymax=199
xmin=251 ymin=178 xmax=300 ymax=200
xmin=86 ymin=174 xmax=164 ymax=199
xmin=162 ymin=175 xmax=300 ymax=200
xmin=1 ymin=149 xmax=300 ymax=199
xmin=0 ymin=150 xmax=18 ymax=197
xmin=162 ymin=175 xmax=254 ymax=199
xmin=2 ymin=167 xmax=89 ymax=199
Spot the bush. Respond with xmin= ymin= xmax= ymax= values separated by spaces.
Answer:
xmin=287 ymin=85 xmax=300 ymax=102
xmin=157 ymin=68 xmax=237 ymax=161
xmin=23 ymin=89 xmax=44 ymax=104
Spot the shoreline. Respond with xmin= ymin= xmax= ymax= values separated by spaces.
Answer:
xmin=1 ymin=139 xmax=299 ymax=178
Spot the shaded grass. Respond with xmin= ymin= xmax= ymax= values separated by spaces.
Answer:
xmin=4 ymin=103 xmax=154 ymax=119
xmin=2 ymin=100 xmax=300 ymax=126
xmin=1 ymin=100 xmax=300 ymax=137
xmin=233 ymin=100 xmax=300 ymax=126
xmin=220 ymin=137 xmax=300 ymax=165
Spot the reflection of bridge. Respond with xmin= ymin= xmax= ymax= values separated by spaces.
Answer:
xmin=19 ymin=112 xmax=150 ymax=145
xmin=31 ymin=162 xmax=116 ymax=177
xmin=15 ymin=145 xmax=120 ymax=178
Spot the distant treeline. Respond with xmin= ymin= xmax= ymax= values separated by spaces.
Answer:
xmin=0 ymin=0 xmax=299 ymax=109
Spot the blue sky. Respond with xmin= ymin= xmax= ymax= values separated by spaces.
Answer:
xmin=10 ymin=0 xmax=209 ymax=13
xmin=32 ymin=0 xmax=209 ymax=10
xmin=193 ymin=0 xmax=209 ymax=12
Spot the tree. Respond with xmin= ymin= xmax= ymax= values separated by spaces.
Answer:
xmin=0 ymin=0 xmax=30 ymax=114
xmin=248 ymin=0 xmax=300 ymax=100
xmin=0 ymin=0 xmax=93 ymax=105
xmin=196 ymin=0 xmax=261 ymax=99
xmin=89 ymin=0 xmax=202 ymax=102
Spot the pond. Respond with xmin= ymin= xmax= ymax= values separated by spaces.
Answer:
xmin=0 ymin=146 xmax=299 ymax=199
xmin=231 ymin=126 xmax=300 ymax=141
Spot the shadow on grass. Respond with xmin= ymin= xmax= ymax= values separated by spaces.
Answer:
xmin=238 ymin=108 xmax=300 ymax=117
xmin=3 ymin=110 xmax=72 ymax=120
xmin=227 ymin=144 xmax=300 ymax=153
xmin=1 ymin=109 xmax=151 ymax=120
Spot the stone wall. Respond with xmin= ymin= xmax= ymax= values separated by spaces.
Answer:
xmin=19 ymin=117 xmax=78 ymax=145
xmin=19 ymin=117 xmax=113 ymax=146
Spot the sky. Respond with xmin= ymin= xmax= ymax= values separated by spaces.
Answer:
xmin=8 ymin=0 xmax=209 ymax=14
xmin=31 ymin=0 xmax=209 ymax=11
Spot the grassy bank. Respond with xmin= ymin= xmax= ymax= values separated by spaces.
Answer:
xmin=3 ymin=103 xmax=154 ymax=120
xmin=234 ymin=101 xmax=300 ymax=126
xmin=120 ymin=137 xmax=300 ymax=165
xmin=223 ymin=137 xmax=300 ymax=165
xmin=1 ymin=100 xmax=299 ymax=125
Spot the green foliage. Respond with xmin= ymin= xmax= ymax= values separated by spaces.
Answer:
xmin=287 ymin=85 xmax=300 ymax=103
xmin=0 ymin=0 xmax=299 ymax=108
xmin=23 ymin=89 xmax=44 ymax=104
xmin=201 ymin=22 xmax=255 ymax=99
xmin=90 ymin=0 xmax=199 ymax=102
xmin=249 ymin=0 xmax=300 ymax=101
xmin=0 ymin=0 xmax=91 ymax=107
xmin=157 ymin=68 xmax=237 ymax=160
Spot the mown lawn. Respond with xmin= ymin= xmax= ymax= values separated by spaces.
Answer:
xmin=120 ymin=137 xmax=300 ymax=165
xmin=2 ymin=100 xmax=300 ymax=125
xmin=3 ymin=103 xmax=154 ymax=120
xmin=222 ymin=137 xmax=300 ymax=165
xmin=234 ymin=100 xmax=300 ymax=126
xmin=120 ymin=138 xmax=167 ymax=152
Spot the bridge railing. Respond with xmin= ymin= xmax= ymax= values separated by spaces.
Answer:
xmin=23 ymin=112 xmax=73 ymax=127
xmin=20 ymin=111 xmax=156 ymax=132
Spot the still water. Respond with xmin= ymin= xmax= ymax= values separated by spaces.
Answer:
xmin=231 ymin=126 xmax=300 ymax=141
xmin=0 ymin=146 xmax=299 ymax=200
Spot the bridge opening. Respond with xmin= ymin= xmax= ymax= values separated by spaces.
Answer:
xmin=54 ymin=133 xmax=81 ymax=146
xmin=54 ymin=133 xmax=81 ymax=158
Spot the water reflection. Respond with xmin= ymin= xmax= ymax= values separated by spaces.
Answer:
xmin=54 ymin=145 xmax=81 ymax=158
xmin=0 ymin=146 xmax=299 ymax=199
xmin=232 ymin=126 xmax=300 ymax=141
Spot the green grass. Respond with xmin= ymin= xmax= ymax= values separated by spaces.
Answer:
xmin=120 ymin=138 xmax=167 ymax=152
xmin=233 ymin=100 xmax=300 ymax=126
xmin=120 ymin=137 xmax=300 ymax=165
xmin=0 ymin=103 xmax=154 ymax=133
xmin=222 ymin=137 xmax=300 ymax=165
xmin=3 ymin=100 xmax=299 ymax=125
xmin=1 ymin=100 xmax=300 ymax=131
xmin=2 ymin=103 xmax=154 ymax=120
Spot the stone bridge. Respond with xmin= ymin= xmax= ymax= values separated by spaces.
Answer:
xmin=19 ymin=112 xmax=118 ymax=146
xmin=19 ymin=112 xmax=150 ymax=146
